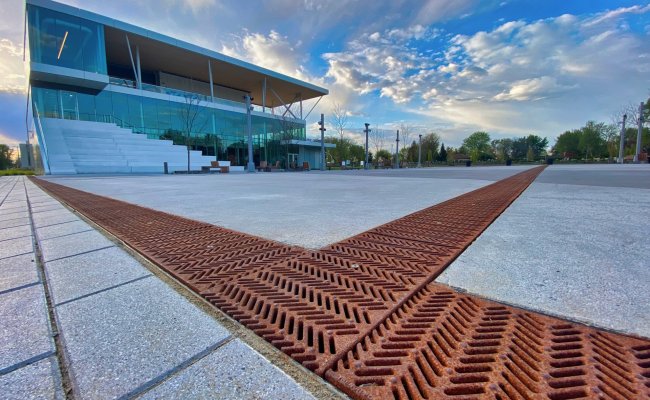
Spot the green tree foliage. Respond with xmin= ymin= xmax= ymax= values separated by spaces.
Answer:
xmin=462 ymin=131 xmax=491 ymax=161
xmin=438 ymin=143 xmax=447 ymax=162
xmin=375 ymin=149 xmax=392 ymax=164
xmin=554 ymin=129 xmax=581 ymax=157
xmin=491 ymin=138 xmax=513 ymax=161
xmin=512 ymin=135 xmax=548 ymax=160
xmin=0 ymin=144 xmax=16 ymax=170
xmin=553 ymin=121 xmax=615 ymax=159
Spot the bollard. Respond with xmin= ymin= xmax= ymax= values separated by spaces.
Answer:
xmin=164 ymin=162 xmax=168 ymax=174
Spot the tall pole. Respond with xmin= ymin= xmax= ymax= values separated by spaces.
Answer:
xmin=395 ymin=129 xmax=400 ymax=169
xmin=364 ymin=123 xmax=370 ymax=170
xmin=618 ymin=114 xmax=627 ymax=164
xmin=245 ymin=95 xmax=255 ymax=172
xmin=635 ymin=102 xmax=644 ymax=163
xmin=418 ymin=134 xmax=422 ymax=168
xmin=319 ymin=113 xmax=326 ymax=171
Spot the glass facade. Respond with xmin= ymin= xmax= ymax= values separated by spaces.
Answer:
xmin=28 ymin=5 xmax=107 ymax=74
xmin=27 ymin=4 xmax=310 ymax=169
xmin=31 ymin=84 xmax=306 ymax=167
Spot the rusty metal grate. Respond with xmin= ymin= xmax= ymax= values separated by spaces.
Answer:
xmin=325 ymin=282 xmax=650 ymax=400
xmin=30 ymin=167 xmax=650 ymax=400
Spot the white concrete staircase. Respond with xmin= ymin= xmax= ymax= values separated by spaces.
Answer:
xmin=40 ymin=118 xmax=215 ymax=174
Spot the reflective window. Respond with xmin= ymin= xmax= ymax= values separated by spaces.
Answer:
xmin=28 ymin=5 xmax=107 ymax=74
xmin=31 ymin=84 xmax=307 ymax=167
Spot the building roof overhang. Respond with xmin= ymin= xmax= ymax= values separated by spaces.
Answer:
xmin=27 ymin=0 xmax=328 ymax=107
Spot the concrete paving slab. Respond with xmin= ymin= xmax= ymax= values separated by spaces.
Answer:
xmin=310 ymin=165 xmax=535 ymax=181
xmin=0 ymin=217 xmax=31 ymax=230
xmin=0 ymin=224 xmax=32 ymax=242
xmin=536 ymin=164 xmax=650 ymax=188
xmin=0 ymin=236 xmax=34 ymax=260
xmin=0 ymin=356 xmax=64 ymax=400
xmin=0 ymin=210 xmax=29 ymax=221
xmin=0 ymin=285 xmax=54 ymax=371
xmin=0 ymin=202 xmax=28 ymax=211
xmin=35 ymin=220 xmax=93 ymax=241
xmin=55 ymin=276 xmax=231 ymax=399
xmin=31 ymin=213 xmax=80 ymax=229
xmin=42 ymin=171 xmax=502 ymax=248
xmin=138 ymin=339 xmax=316 ymax=400
xmin=30 ymin=204 xmax=66 ymax=214
xmin=437 ymin=179 xmax=650 ymax=338
xmin=39 ymin=230 xmax=114 ymax=262
xmin=46 ymin=246 xmax=152 ymax=305
xmin=0 ymin=253 xmax=38 ymax=293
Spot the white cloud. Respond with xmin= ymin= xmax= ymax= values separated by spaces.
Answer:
xmin=0 ymin=39 xmax=26 ymax=94
xmin=493 ymin=76 xmax=573 ymax=101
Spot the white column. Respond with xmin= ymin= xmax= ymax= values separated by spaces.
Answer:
xmin=208 ymin=60 xmax=214 ymax=102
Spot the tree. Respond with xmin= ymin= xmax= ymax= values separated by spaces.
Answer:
xmin=375 ymin=149 xmax=392 ymax=165
xmin=462 ymin=131 xmax=491 ymax=162
xmin=438 ymin=143 xmax=447 ymax=162
xmin=0 ymin=144 xmax=15 ymax=170
xmin=331 ymin=103 xmax=349 ymax=162
xmin=399 ymin=123 xmax=412 ymax=151
xmin=369 ymin=128 xmax=386 ymax=155
xmin=578 ymin=121 xmax=607 ymax=159
xmin=491 ymin=138 xmax=513 ymax=161
xmin=179 ymin=94 xmax=207 ymax=172
xmin=512 ymin=135 xmax=548 ymax=160
xmin=553 ymin=130 xmax=581 ymax=158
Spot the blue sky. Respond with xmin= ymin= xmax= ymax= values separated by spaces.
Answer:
xmin=1 ymin=0 xmax=649 ymax=149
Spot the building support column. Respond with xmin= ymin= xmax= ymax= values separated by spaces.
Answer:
xmin=208 ymin=60 xmax=214 ymax=102
xmin=364 ymin=123 xmax=370 ymax=170
xmin=125 ymin=35 xmax=139 ymax=88
xmin=395 ymin=130 xmax=400 ymax=169
xmin=245 ymin=95 xmax=255 ymax=172
xmin=135 ymin=46 xmax=142 ymax=89
xmin=262 ymin=77 xmax=267 ymax=113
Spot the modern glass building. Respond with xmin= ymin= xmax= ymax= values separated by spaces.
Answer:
xmin=26 ymin=0 xmax=330 ymax=174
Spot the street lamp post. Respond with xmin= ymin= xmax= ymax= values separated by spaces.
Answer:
xmin=395 ymin=129 xmax=400 ymax=169
xmin=618 ymin=114 xmax=627 ymax=164
xmin=364 ymin=123 xmax=370 ymax=170
xmin=418 ymin=134 xmax=422 ymax=168
xmin=635 ymin=102 xmax=644 ymax=163
xmin=318 ymin=114 xmax=326 ymax=171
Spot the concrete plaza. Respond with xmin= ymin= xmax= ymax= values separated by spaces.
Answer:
xmin=2 ymin=164 xmax=649 ymax=399
xmin=41 ymin=164 xmax=650 ymax=338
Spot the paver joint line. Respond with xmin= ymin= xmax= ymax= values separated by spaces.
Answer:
xmin=114 ymin=335 xmax=235 ymax=400
xmin=29 ymin=168 xmax=650 ymax=400
xmin=0 ymin=351 xmax=56 ymax=376
xmin=0 ymin=281 xmax=40 ymax=297
xmin=54 ymin=275 xmax=153 ymax=307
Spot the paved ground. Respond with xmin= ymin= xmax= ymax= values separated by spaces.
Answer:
xmin=4 ymin=164 xmax=649 ymax=399
xmin=438 ymin=164 xmax=650 ymax=338
xmin=41 ymin=166 xmax=534 ymax=249
xmin=0 ymin=176 xmax=340 ymax=400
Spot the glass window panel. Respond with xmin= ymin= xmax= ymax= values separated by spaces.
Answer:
xmin=27 ymin=5 xmax=107 ymax=74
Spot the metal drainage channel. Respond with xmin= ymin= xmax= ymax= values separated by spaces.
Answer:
xmin=30 ymin=168 xmax=649 ymax=400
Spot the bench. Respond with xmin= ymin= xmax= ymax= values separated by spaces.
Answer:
xmin=201 ymin=161 xmax=230 ymax=173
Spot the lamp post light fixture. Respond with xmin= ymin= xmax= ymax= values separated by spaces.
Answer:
xmin=364 ymin=123 xmax=371 ymax=170
xmin=418 ymin=134 xmax=422 ymax=168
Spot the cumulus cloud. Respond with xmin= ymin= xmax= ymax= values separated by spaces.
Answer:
xmin=323 ymin=4 xmax=650 ymax=141
xmin=0 ymin=39 xmax=26 ymax=94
